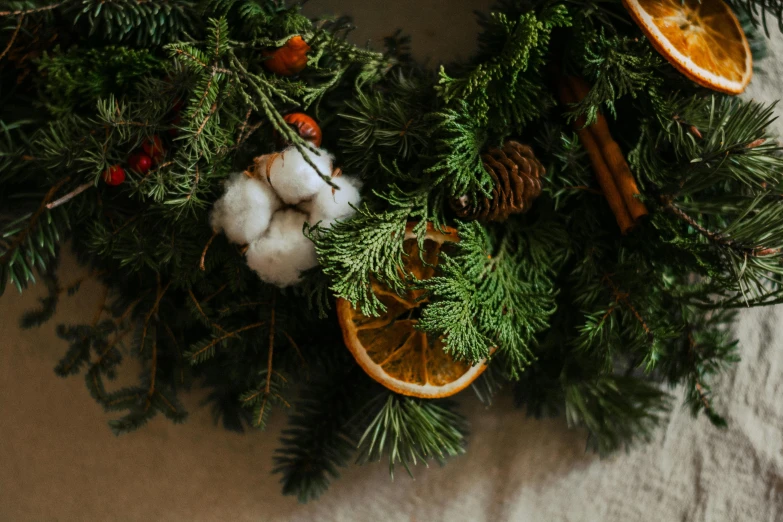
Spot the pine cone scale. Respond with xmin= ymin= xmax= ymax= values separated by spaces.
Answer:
xmin=452 ymin=140 xmax=545 ymax=222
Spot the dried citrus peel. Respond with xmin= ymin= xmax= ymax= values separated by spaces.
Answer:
xmin=623 ymin=0 xmax=751 ymax=94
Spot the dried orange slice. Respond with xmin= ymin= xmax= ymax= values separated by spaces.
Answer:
xmin=336 ymin=223 xmax=489 ymax=398
xmin=623 ymin=0 xmax=751 ymax=94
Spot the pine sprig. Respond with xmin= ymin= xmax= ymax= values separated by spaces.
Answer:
xmin=355 ymin=394 xmax=467 ymax=479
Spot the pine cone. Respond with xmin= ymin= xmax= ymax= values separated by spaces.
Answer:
xmin=452 ymin=141 xmax=544 ymax=222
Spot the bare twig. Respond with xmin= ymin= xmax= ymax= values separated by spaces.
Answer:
xmin=0 ymin=14 xmax=23 ymax=61
xmin=200 ymin=230 xmax=218 ymax=271
xmin=0 ymin=2 xmax=62 ymax=16
xmin=46 ymin=181 xmax=92 ymax=209
xmin=140 ymin=277 xmax=171 ymax=353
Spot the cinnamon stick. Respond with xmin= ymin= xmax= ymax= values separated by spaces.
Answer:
xmin=558 ymin=81 xmax=634 ymax=234
xmin=565 ymin=76 xmax=649 ymax=222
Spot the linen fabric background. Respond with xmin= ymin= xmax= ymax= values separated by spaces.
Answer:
xmin=1 ymin=1 xmax=782 ymax=520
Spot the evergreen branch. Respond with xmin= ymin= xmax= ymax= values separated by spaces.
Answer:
xmin=0 ymin=176 xmax=69 ymax=266
xmin=185 ymin=321 xmax=265 ymax=363
xmin=356 ymin=395 xmax=467 ymax=479
xmin=417 ymin=220 xmax=567 ymax=378
xmin=311 ymin=186 xmax=441 ymax=316
xmin=664 ymin=199 xmax=780 ymax=258
xmin=727 ymin=0 xmax=783 ymax=34
xmin=274 ymin=365 xmax=363 ymax=503
xmin=564 ymin=375 xmax=669 ymax=454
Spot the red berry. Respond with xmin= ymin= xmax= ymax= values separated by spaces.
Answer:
xmin=102 ymin=165 xmax=126 ymax=186
xmin=142 ymin=136 xmax=165 ymax=162
xmin=129 ymin=153 xmax=153 ymax=174
xmin=263 ymin=36 xmax=310 ymax=76
xmin=282 ymin=113 xmax=322 ymax=147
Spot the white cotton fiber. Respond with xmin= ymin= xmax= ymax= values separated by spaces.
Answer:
xmin=267 ymin=146 xmax=334 ymax=205
xmin=307 ymin=176 xmax=362 ymax=227
xmin=245 ymin=208 xmax=318 ymax=287
xmin=210 ymin=173 xmax=282 ymax=245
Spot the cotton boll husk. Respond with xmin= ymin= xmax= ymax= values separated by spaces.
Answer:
xmin=246 ymin=208 xmax=318 ymax=287
xmin=210 ymin=173 xmax=282 ymax=245
xmin=267 ymin=146 xmax=334 ymax=205
xmin=307 ymin=176 xmax=362 ymax=227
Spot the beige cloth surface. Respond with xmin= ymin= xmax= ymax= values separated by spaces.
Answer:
xmin=2 ymin=2 xmax=783 ymax=520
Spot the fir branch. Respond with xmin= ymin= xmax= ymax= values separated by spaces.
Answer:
xmin=274 ymin=366 xmax=363 ymax=503
xmin=727 ymin=0 xmax=783 ymax=34
xmin=185 ymin=321 xmax=265 ymax=363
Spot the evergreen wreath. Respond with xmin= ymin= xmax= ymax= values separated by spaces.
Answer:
xmin=2 ymin=0 xmax=783 ymax=503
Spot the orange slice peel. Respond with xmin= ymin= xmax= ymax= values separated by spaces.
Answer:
xmin=623 ymin=0 xmax=752 ymax=94
xmin=336 ymin=223 xmax=490 ymax=399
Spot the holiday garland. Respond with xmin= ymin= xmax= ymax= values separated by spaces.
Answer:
xmin=2 ymin=0 xmax=783 ymax=503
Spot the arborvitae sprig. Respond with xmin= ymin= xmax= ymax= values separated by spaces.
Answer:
xmin=568 ymin=30 xmax=664 ymax=124
xmin=417 ymin=218 xmax=568 ymax=378
xmin=311 ymin=185 xmax=444 ymax=316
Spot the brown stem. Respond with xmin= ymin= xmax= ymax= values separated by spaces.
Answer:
xmin=140 ymin=278 xmax=171 ymax=353
xmin=187 ymin=321 xmax=265 ymax=362
xmin=602 ymin=274 xmax=653 ymax=342
xmin=266 ymin=293 xmax=276 ymax=398
xmin=92 ymin=286 xmax=109 ymax=326
xmin=200 ymin=230 xmax=218 ymax=271
xmin=187 ymin=287 xmax=227 ymax=333
xmin=146 ymin=336 xmax=158 ymax=407
xmin=0 ymin=2 xmax=62 ymax=16
xmin=0 ymin=14 xmax=23 ymax=61
xmin=202 ymin=283 xmax=227 ymax=304
xmin=46 ymin=181 xmax=92 ymax=210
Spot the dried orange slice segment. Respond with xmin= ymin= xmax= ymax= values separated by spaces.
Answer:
xmin=336 ymin=223 xmax=489 ymax=398
xmin=623 ymin=0 xmax=751 ymax=94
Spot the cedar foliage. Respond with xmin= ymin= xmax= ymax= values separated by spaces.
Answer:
xmin=2 ymin=0 xmax=783 ymax=503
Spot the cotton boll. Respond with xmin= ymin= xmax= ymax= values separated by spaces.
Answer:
xmin=210 ymin=173 xmax=282 ymax=245
xmin=267 ymin=146 xmax=334 ymax=205
xmin=307 ymin=175 xmax=362 ymax=228
xmin=246 ymin=209 xmax=318 ymax=287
